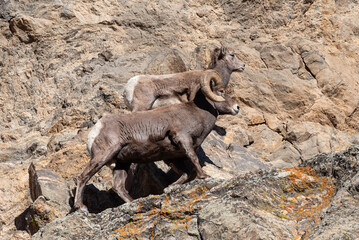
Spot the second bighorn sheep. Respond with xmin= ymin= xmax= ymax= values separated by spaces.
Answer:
xmin=74 ymin=71 xmax=239 ymax=211
xmin=123 ymin=46 xmax=245 ymax=111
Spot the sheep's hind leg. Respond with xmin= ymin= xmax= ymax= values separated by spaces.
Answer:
xmin=112 ymin=163 xmax=134 ymax=203
xmin=165 ymin=160 xmax=189 ymax=186
xmin=131 ymin=97 xmax=156 ymax=111
xmin=74 ymin=144 xmax=122 ymax=211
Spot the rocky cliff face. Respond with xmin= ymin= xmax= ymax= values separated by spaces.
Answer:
xmin=1 ymin=0 xmax=359 ymax=239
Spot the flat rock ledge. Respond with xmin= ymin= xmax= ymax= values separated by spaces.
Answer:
xmin=32 ymin=146 xmax=359 ymax=240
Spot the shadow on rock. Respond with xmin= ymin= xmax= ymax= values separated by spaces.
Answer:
xmin=81 ymin=184 xmax=125 ymax=213
xmin=213 ymin=125 xmax=227 ymax=136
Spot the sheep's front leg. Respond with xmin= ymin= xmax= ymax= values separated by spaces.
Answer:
xmin=74 ymin=144 xmax=122 ymax=211
xmin=176 ymin=135 xmax=209 ymax=179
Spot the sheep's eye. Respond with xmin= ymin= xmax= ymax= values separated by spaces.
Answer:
xmin=230 ymin=54 xmax=234 ymax=57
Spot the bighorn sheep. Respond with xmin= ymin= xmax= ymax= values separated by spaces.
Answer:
xmin=123 ymin=46 xmax=245 ymax=111
xmin=74 ymin=71 xmax=239 ymax=211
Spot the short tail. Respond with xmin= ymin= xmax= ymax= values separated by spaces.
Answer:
xmin=123 ymin=76 xmax=140 ymax=111
xmin=87 ymin=119 xmax=103 ymax=155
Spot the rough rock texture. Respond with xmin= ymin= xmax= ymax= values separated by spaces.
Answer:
xmin=302 ymin=146 xmax=359 ymax=239
xmin=1 ymin=0 xmax=359 ymax=239
xmin=28 ymin=163 xmax=70 ymax=205
xmin=32 ymin=146 xmax=359 ymax=240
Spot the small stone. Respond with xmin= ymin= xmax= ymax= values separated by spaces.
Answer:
xmin=99 ymin=51 xmax=113 ymax=61
xmin=60 ymin=6 xmax=76 ymax=19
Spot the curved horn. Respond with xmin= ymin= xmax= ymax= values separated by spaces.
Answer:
xmin=200 ymin=70 xmax=226 ymax=102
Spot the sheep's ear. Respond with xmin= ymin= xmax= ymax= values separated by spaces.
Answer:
xmin=208 ymin=47 xmax=221 ymax=69
xmin=218 ymin=46 xmax=226 ymax=59
xmin=213 ymin=47 xmax=221 ymax=59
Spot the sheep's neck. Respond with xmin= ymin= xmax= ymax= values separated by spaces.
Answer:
xmin=193 ymin=91 xmax=219 ymax=120
xmin=213 ymin=61 xmax=232 ymax=88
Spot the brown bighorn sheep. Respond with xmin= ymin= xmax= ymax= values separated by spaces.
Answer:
xmin=123 ymin=46 xmax=245 ymax=111
xmin=74 ymin=71 xmax=239 ymax=211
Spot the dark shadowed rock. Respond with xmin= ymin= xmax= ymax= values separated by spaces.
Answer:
xmin=15 ymin=196 xmax=71 ymax=236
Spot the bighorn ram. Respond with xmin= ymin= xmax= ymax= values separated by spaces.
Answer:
xmin=74 ymin=71 xmax=239 ymax=211
xmin=123 ymin=46 xmax=245 ymax=111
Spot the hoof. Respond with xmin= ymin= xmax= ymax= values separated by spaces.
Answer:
xmin=79 ymin=207 xmax=89 ymax=213
xmin=197 ymin=174 xmax=209 ymax=179
xmin=164 ymin=184 xmax=179 ymax=193
xmin=74 ymin=203 xmax=89 ymax=212
xmin=164 ymin=186 xmax=172 ymax=193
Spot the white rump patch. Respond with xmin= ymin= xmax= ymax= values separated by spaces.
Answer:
xmin=123 ymin=76 xmax=140 ymax=108
xmin=87 ymin=120 xmax=103 ymax=154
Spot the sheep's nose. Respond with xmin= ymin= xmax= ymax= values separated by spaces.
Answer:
xmin=238 ymin=64 xmax=245 ymax=72
xmin=232 ymin=104 xmax=240 ymax=115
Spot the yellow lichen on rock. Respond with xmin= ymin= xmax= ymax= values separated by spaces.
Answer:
xmin=114 ymin=187 xmax=208 ymax=239
xmin=275 ymin=167 xmax=336 ymax=239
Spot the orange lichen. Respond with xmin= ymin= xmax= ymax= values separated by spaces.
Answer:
xmin=113 ymin=186 xmax=209 ymax=239
xmin=273 ymin=166 xmax=336 ymax=239
xmin=114 ymin=167 xmax=335 ymax=239
xmin=113 ymin=221 xmax=147 ymax=240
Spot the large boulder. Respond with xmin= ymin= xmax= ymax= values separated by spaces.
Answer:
xmin=15 ymin=164 xmax=71 ymax=235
